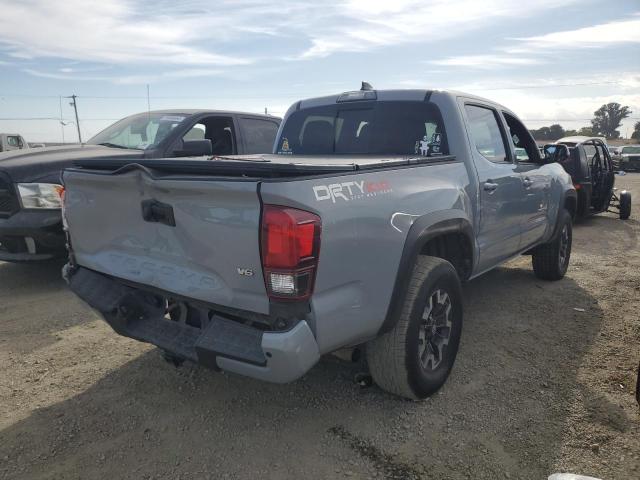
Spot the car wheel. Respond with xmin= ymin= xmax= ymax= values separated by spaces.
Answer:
xmin=619 ymin=190 xmax=631 ymax=220
xmin=532 ymin=210 xmax=572 ymax=281
xmin=366 ymin=256 xmax=463 ymax=400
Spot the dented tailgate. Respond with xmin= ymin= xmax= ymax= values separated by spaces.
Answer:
xmin=62 ymin=166 xmax=269 ymax=314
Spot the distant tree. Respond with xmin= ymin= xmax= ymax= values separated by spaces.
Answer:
xmin=564 ymin=129 xmax=578 ymax=137
xmin=591 ymin=103 xmax=632 ymax=139
xmin=548 ymin=124 xmax=565 ymax=139
xmin=530 ymin=124 xmax=565 ymax=141
xmin=632 ymin=121 xmax=640 ymax=141
xmin=578 ymin=126 xmax=594 ymax=137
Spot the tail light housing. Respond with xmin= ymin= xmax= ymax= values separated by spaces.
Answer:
xmin=260 ymin=204 xmax=321 ymax=300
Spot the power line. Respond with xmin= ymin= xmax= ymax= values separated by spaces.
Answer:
xmin=0 ymin=117 xmax=65 ymax=120
xmin=482 ymin=81 xmax=624 ymax=91
xmin=523 ymin=117 xmax=640 ymax=122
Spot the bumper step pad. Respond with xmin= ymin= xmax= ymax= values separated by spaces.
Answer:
xmin=196 ymin=317 xmax=266 ymax=367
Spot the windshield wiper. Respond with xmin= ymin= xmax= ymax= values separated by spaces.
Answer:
xmin=96 ymin=142 xmax=138 ymax=150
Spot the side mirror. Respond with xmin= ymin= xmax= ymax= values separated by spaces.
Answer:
xmin=174 ymin=139 xmax=213 ymax=157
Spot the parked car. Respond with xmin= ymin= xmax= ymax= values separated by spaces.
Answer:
xmin=544 ymin=136 xmax=631 ymax=220
xmin=612 ymin=145 xmax=640 ymax=171
xmin=62 ymin=86 xmax=576 ymax=400
xmin=0 ymin=133 xmax=29 ymax=153
xmin=0 ymin=110 xmax=281 ymax=262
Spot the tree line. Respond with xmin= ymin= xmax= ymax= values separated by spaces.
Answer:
xmin=529 ymin=102 xmax=639 ymax=141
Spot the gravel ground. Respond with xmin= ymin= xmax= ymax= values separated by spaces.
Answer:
xmin=1 ymin=174 xmax=638 ymax=480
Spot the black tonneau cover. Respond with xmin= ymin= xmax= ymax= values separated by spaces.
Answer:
xmin=71 ymin=154 xmax=457 ymax=178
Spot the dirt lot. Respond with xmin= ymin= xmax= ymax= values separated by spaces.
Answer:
xmin=1 ymin=175 xmax=638 ymax=480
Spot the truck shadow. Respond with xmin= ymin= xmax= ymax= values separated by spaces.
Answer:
xmin=0 ymin=258 xmax=67 ymax=294
xmin=0 ymin=264 xmax=618 ymax=479
xmin=0 ymin=259 xmax=93 ymax=354
xmin=573 ymin=214 xmax=638 ymax=252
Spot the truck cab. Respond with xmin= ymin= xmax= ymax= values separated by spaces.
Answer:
xmin=0 ymin=134 xmax=28 ymax=153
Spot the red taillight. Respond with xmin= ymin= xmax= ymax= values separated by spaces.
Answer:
xmin=261 ymin=205 xmax=321 ymax=300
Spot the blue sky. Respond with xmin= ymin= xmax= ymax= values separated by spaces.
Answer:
xmin=0 ymin=0 xmax=638 ymax=142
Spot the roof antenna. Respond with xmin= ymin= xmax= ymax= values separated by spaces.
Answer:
xmin=361 ymin=81 xmax=374 ymax=91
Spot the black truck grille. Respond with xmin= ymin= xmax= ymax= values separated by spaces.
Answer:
xmin=0 ymin=175 xmax=19 ymax=217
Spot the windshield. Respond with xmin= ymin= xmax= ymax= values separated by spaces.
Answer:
xmin=87 ymin=113 xmax=188 ymax=150
xmin=622 ymin=146 xmax=640 ymax=154
xmin=276 ymin=101 xmax=448 ymax=156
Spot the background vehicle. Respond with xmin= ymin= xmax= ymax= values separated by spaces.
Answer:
xmin=545 ymin=136 xmax=631 ymax=220
xmin=63 ymin=87 xmax=576 ymax=400
xmin=612 ymin=145 xmax=640 ymax=171
xmin=0 ymin=133 xmax=29 ymax=152
xmin=0 ymin=110 xmax=280 ymax=262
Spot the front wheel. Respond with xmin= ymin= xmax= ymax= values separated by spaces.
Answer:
xmin=532 ymin=210 xmax=572 ymax=281
xmin=366 ymin=257 xmax=463 ymax=400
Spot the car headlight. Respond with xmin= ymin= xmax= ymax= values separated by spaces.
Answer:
xmin=17 ymin=183 xmax=64 ymax=209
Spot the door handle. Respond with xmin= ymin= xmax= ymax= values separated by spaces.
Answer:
xmin=141 ymin=199 xmax=176 ymax=227
xmin=483 ymin=181 xmax=498 ymax=192
xmin=522 ymin=177 xmax=533 ymax=188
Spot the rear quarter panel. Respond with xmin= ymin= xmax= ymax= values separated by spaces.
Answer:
xmin=261 ymin=161 xmax=471 ymax=354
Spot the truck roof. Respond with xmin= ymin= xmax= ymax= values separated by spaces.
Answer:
xmin=125 ymin=109 xmax=279 ymax=119
xmin=295 ymin=88 xmax=514 ymax=114
xmin=556 ymin=136 xmax=608 ymax=145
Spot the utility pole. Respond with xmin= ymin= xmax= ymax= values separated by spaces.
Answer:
xmin=58 ymin=96 xmax=65 ymax=143
xmin=146 ymin=84 xmax=151 ymax=115
xmin=66 ymin=94 xmax=82 ymax=144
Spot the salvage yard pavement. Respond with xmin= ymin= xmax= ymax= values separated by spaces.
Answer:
xmin=1 ymin=175 xmax=639 ymax=480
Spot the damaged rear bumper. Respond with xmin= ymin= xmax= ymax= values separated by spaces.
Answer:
xmin=65 ymin=266 xmax=320 ymax=383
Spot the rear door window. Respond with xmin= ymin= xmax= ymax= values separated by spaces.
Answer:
xmin=238 ymin=117 xmax=280 ymax=154
xmin=502 ymin=112 xmax=541 ymax=163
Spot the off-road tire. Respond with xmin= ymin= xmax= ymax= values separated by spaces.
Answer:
xmin=366 ymin=256 xmax=463 ymax=400
xmin=532 ymin=210 xmax=572 ymax=280
xmin=619 ymin=191 xmax=631 ymax=220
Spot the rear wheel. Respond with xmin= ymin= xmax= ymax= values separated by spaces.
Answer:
xmin=366 ymin=257 xmax=463 ymax=400
xmin=619 ymin=191 xmax=631 ymax=220
xmin=532 ymin=210 xmax=572 ymax=280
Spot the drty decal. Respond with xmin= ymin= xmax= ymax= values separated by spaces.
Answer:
xmin=313 ymin=180 xmax=392 ymax=203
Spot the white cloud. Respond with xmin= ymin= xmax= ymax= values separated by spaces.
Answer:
xmin=512 ymin=17 xmax=640 ymax=52
xmin=0 ymin=0 xmax=252 ymax=66
xmin=430 ymin=54 xmax=543 ymax=68
xmin=0 ymin=0 xmax=581 ymax=69
xmin=298 ymin=0 xmax=580 ymax=58
xmin=430 ymin=16 xmax=640 ymax=70
xmin=22 ymin=67 xmax=224 ymax=85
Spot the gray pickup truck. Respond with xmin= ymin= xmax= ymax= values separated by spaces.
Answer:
xmin=63 ymin=87 xmax=577 ymax=399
